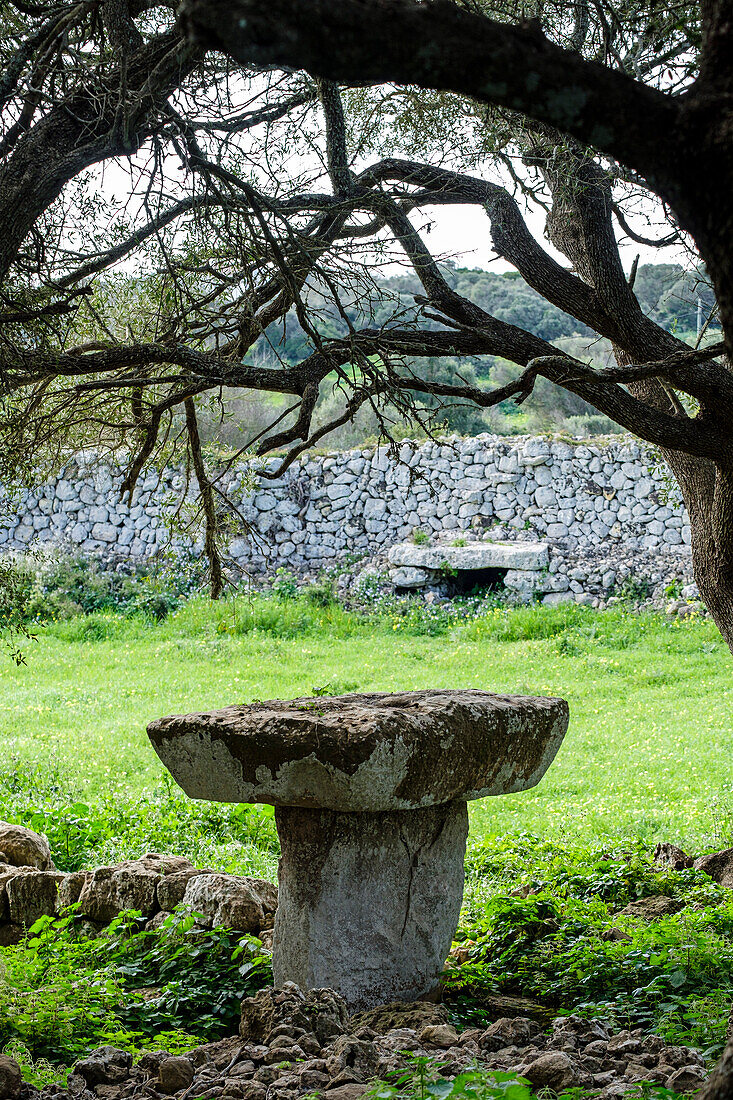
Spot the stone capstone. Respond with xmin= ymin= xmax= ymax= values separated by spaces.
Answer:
xmin=147 ymin=689 xmax=569 ymax=812
xmin=273 ymin=801 xmax=468 ymax=1011
xmin=387 ymin=541 xmax=549 ymax=572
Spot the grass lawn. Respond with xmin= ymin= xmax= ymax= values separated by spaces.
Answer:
xmin=3 ymin=595 xmax=733 ymax=1077
xmin=1 ymin=597 xmax=731 ymax=851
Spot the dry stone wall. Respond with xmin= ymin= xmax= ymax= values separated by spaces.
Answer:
xmin=0 ymin=435 xmax=695 ymax=599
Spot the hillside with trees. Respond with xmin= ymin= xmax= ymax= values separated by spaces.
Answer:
xmin=201 ymin=262 xmax=716 ymax=446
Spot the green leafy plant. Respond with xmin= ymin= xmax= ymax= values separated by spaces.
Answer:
xmin=272 ymin=568 xmax=299 ymax=600
xmin=0 ymin=910 xmax=272 ymax=1069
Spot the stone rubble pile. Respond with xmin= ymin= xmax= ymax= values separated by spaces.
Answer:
xmin=7 ymin=985 xmax=710 ymax=1100
xmin=0 ymin=823 xmax=276 ymax=945
xmin=0 ymin=435 xmax=698 ymax=604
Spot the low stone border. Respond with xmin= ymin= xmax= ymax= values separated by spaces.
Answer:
xmin=0 ymin=825 xmax=276 ymax=943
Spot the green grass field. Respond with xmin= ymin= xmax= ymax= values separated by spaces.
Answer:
xmin=2 ymin=597 xmax=731 ymax=851
xmin=3 ymin=596 xmax=733 ymax=1078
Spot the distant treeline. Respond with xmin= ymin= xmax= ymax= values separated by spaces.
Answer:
xmin=202 ymin=263 xmax=717 ymax=446
xmin=254 ymin=262 xmax=717 ymax=369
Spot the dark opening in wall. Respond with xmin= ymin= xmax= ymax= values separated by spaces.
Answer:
xmin=446 ymin=567 xmax=507 ymax=597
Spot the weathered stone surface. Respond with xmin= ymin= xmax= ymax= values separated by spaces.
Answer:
xmin=325 ymin=1034 xmax=380 ymax=1081
xmin=619 ymin=896 xmax=685 ymax=920
xmin=58 ymin=870 xmax=90 ymax=911
xmin=324 ymin=1085 xmax=369 ymax=1100
xmin=158 ymin=1056 xmax=194 ymax=1093
xmin=0 ymin=1055 xmax=22 ymax=1100
xmin=78 ymin=853 xmax=194 ymax=922
xmin=182 ymin=873 xmax=269 ymax=932
xmin=6 ymin=869 xmax=65 ymax=925
xmin=694 ymin=847 xmax=733 ymax=887
xmin=389 ymin=566 xmax=434 ymax=588
xmin=251 ymin=877 xmax=278 ymax=915
xmin=74 ymin=1047 xmax=133 ymax=1086
xmin=273 ymin=801 xmax=468 ymax=1011
xmin=157 ymin=868 xmax=211 ymax=911
xmin=0 ymin=821 xmax=54 ymax=869
xmin=480 ymin=1016 xmax=543 ymax=1050
xmin=148 ymin=690 xmax=568 ymax=812
xmin=240 ymin=984 xmax=348 ymax=1046
xmin=523 ymin=1052 xmax=584 ymax=1091
xmin=418 ymin=1024 xmax=459 ymax=1049
xmin=387 ymin=541 xmax=549 ymax=571
xmin=653 ymin=842 xmax=693 ymax=870
xmin=350 ymin=1002 xmax=448 ymax=1034
xmin=666 ymin=1064 xmax=707 ymax=1092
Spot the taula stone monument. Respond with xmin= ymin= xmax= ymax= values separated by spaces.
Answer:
xmin=147 ymin=689 xmax=568 ymax=1010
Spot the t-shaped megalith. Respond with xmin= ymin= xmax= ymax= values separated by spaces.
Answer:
xmin=147 ymin=689 xmax=568 ymax=1011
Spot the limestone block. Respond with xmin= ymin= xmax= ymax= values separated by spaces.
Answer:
xmin=534 ymin=486 xmax=556 ymax=507
xmin=0 ymin=822 xmax=54 ymax=869
xmin=55 ymin=479 xmax=76 ymax=500
xmin=182 ymin=873 xmax=270 ymax=932
xmin=78 ymin=854 xmax=194 ymax=922
xmin=58 ymin=871 xmax=89 ymax=911
xmin=7 ymin=870 xmax=66 ymax=925
xmin=389 ymin=567 xmax=432 ymax=588
xmin=156 ymin=869 xmax=211 ymax=911
xmin=503 ymin=569 xmax=549 ymax=594
xmin=91 ymin=522 xmax=118 ymax=543
xmin=273 ymin=801 xmax=468 ymax=1011
xmin=254 ymin=492 xmax=278 ymax=511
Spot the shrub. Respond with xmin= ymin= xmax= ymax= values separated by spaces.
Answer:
xmin=0 ymin=911 xmax=271 ymax=1068
xmin=451 ymin=836 xmax=733 ymax=1054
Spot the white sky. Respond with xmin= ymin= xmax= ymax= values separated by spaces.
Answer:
xmin=413 ymin=202 xmax=688 ymax=276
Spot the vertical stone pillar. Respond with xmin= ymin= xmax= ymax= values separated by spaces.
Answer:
xmin=273 ymin=800 xmax=468 ymax=1012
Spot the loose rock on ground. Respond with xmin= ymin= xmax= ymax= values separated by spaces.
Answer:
xmin=10 ymin=985 xmax=710 ymax=1100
